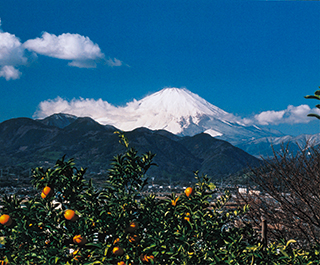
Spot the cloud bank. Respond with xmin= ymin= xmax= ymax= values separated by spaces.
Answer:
xmin=33 ymin=96 xmax=320 ymax=129
xmin=251 ymin=105 xmax=318 ymax=125
xmin=0 ymin=25 xmax=124 ymax=80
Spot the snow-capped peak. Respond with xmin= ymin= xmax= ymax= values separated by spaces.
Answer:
xmin=38 ymin=87 xmax=283 ymax=144
xmin=106 ymin=87 xmax=230 ymax=134
xmin=133 ymin=87 xmax=228 ymax=118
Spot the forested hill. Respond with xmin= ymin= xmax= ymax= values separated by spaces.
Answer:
xmin=0 ymin=115 xmax=261 ymax=183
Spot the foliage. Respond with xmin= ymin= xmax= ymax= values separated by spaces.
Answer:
xmin=1 ymin=133 xmax=320 ymax=264
xmin=305 ymin=87 xmax=320 ymax=119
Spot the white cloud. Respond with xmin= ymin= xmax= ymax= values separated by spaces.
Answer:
xmin=254 ymin=109 xmax=286 ymax=125
xmin=23 ymin=32 xmax=105 ymax=68
xmin=0 ymin=31 xmax=27 ymax=80
xmin=0 ymin=26 xmax=125 ymax=80
xmin=106 ymin=57 xmax=122 ymax=67
xmin=34 ymin=96 xmax=320 ymax=133
xmin=0 ymin=32 xmax=27 ymax=65
xmin=0 ymin=65 xmax=22 ymax=80
xmin=33 ymin=97 xmax=118 ymax=122
xmin=245 ymin=104 xmax=320 ymax=126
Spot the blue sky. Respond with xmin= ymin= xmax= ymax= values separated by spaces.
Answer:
xmin=0 ymin=0 xmax=319 ymax=136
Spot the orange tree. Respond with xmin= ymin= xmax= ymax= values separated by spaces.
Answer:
xmin=0 ymin=133 xmax=319 ymax=264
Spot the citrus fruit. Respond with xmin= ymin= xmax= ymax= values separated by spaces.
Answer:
xmin=140 ymin=254 xmax=155 ymax=263
xmin=126 ymin=221 xmax=139 ymax=233
xmin=0 ymin=214 xmax=12 ymax=227
xmin=184 ymin=212 xmax=191 ymax=222
xmin=128 ymin=234 xmax=140 ymax=243
xmin=171 ymin=197 xmax=179 ymax=206
xmin=112 ymin=246 xmax=124 ymax=256
xmin=185 ymin=187 xmax=193 ymax=197
xmin=73 ymin=235 xmax=87 ymax=245
xmin=41 ymin=186 xmax=53 ymax=198
xmin=117 ymin=262 xmax=125 ymax=265
xmin=64 ymin=209 xmax=78 ymax=222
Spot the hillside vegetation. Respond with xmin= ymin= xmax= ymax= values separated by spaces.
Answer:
xmin=0 ymin=115 xmax=261 ymax=183
xmin=1 ymin=134 xmax=319 ymax=264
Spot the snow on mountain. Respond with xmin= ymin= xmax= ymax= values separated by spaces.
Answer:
xmin=98 ymin=87 xmax=230 ymax=134
xmin=37 ymin=87 xmax=320 ymax=158
xmin=236 ymin=133 xmax=320 ymax=158
xmin=39 ymin=113 xmax=78 ymax=128
xmin=37 ymin=87 xmax=284 ymax=146
xmin=94 ymin=87 xmax=283 ymax=144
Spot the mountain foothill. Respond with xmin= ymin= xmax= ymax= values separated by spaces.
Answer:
xmin=0 ymin=114 xmax=261 ymax=184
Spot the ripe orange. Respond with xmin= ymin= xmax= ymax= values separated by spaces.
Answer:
xmin=43 ymin=186 xmax=52 ymax=195
xmin=140 ymin=254 xmax=155 ymax=263
xmin=117 ymin=262 xmax=125 ymax=265
xmin=113 ymin=238 xmax=120 ymax=244
xmin=72 ymin=249 xmax=81 ymax=260
xmin=126 ymin=221 xmax=139 ymax=233
xmin=128 ymin=234 xmax=140 ymax=243
xmin=73 ymin=235 xmax=87 ymax=245
xmin=41 ymin=186 xmax=53 ymax=198
xmin=0 ymin=214 xmax=12 ymax=227
xmin=112 ymin=246 xmax=124 ymax=256
xmin=171 ymin=197 xmax=179 ymax=206
xmin=185 ymin=187 xmax=193 ymax=197
xmin=64 ymin=209 xmax=78 ymax=222
xmin=184 ymin=212 xmax=191 ymax=222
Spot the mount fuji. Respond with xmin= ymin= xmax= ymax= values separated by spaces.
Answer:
xmin=94 ymin=87 xmax=283 ymax=145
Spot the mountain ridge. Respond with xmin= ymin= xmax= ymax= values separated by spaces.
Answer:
xmin=0 ymin=115 xmax=261 ymax=183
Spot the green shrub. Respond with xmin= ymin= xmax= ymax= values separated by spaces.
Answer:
xmin=0 ymin=133 xmax=319 ymax=264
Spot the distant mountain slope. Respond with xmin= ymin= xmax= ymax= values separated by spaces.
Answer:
xmin=179 ymin=133 xmax=261 ymax=176
xmin=0 ymin=117 xmax=59 ymax=149
xmin=0 ymin=115 xmax=261 ymax=183
xmin=237 ymin=133 xmax=320 ymax=158
xmin=38 ymin=113 xmax=78 ymax=128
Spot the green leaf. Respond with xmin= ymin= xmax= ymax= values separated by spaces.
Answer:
xmin=305 ymin=95 xmax=320 ymax=100
xmin=286 ymin=239 xmax=296 ymax=247
xmin=307 ymin=113 xmax=320 ymax=120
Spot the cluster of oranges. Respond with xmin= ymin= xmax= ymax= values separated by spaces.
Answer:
xmin=0 ymin=179 xmax=195 ymax=264
xmin=112 ymin=221 xmax=145 ymax=263
xmin=109 ymin=187 xmax=196 ymax=265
